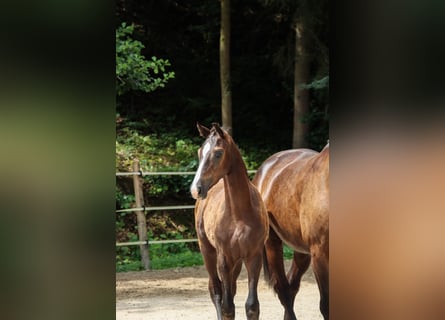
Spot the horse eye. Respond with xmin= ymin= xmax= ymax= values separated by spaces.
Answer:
xmin=214 ymin=150 xmax=223 ymax=158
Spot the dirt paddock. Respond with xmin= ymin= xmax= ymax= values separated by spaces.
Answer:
xmin=116 ymin=260 xmax=323 ymax=320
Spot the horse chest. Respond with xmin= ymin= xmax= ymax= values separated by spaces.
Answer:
xmin=203 ymin=219 xmax=245 ymax=244
xmin=219 ymin=223 xmax=262 ymax=256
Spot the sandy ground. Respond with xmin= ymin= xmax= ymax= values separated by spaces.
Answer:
xmin=116 ymin=260 xmax=323 ymax=320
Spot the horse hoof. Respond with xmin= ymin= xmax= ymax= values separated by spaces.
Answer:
xmin=246 ymin=309 xmax=259 ymax=320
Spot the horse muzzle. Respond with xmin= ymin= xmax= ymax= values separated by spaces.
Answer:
xmin=190 ymin=182 xmax=209 ymax=200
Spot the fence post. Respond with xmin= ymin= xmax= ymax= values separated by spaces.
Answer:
xmin=132 ymin=159 xmax=151 ymax=270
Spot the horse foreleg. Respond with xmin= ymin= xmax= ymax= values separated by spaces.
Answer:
xmin=287 ymin=252 xmax=311 ymax=303
xmin=231 ymin=260 xmax=243 ymax=297
xmin=209 ymin=275 xmax=223 ymax=320
xmin=311 ymin=244 xmax=329 ymax=320
xmin=264 ymin=228 xmax=297 ymax=320
xmin=244 ymin=252 xmax=262 ymax=320
xmin=200 ymin=242 xmax=223 ymax=320
xmin=217 ymin=255 xmax=235 ymax=320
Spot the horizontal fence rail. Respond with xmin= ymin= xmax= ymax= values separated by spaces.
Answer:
xmin=116 ymin=170 xmax=257 ymax=177
xmin=116 ymin=205 xmax=195 ymax=213
xmin=116 ymin=160 xmax=257 ymax=270
xmin=116 ymin=238 xmax=199 ymax=247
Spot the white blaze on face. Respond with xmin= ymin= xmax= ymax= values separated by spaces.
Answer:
xmin=190 ymin=142 xmax=211 ymax=199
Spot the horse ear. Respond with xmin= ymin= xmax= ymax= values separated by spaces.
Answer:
xmin=196 ymin=122 xmax=210 ymax=138
xmin=212 ymin=122 xmax=226 ymax=139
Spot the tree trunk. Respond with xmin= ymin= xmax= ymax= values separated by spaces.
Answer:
xmin=293 ymin=19 xmax=310 ymax=148
xmin=220 ymin=0 xmax=232 ymax=135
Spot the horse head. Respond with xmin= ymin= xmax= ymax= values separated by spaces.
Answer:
xmin=190 ymin=122 xmax=232 ymax=199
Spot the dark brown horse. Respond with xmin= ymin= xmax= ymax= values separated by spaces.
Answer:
xmin=252 ymin=144 xmax=329 ymax=320
xmin=190 ymin=123 xmax=269 ymax=320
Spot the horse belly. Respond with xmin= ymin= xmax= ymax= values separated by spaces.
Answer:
xmin=300 ymin=188 xmax=329 ymax=245
xmin=265 ymin=182 xmax=310 ymax=253
xmin=272 ymin=212 xmax=310 ymax=254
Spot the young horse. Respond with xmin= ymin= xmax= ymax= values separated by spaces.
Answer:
xmin=190 ymin=123 xmax=269 ymax=320
xmin=252 ymin=143 xmax=329 ymax=320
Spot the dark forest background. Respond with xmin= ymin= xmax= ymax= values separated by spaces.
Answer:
xmin=116 ymin=0 xmax=328 ymax=150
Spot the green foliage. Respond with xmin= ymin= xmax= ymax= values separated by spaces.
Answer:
xmin=116 ymin=232 xmax=142 ymax=272
xmin=283 ymin=244 xmax=294 ymax=260
xmin=116 ymin=127 xmax=198 ymax=171
xmin=116 ymin=251 xmax=203 ymax=272
xmin=240 ymin=145 xmax=277 ymax=171
xmin=116 ymin=126 xmax=199 ymax=199
xmin=116 ymin=259 xmax=142 ymax=272
xmin=301 ymin=76 xmax=329 ymax=90
xmin=116 ymin=189 xmax=135 ymax=211
xmin=115 ymin=189 xmax=135 ymax=232
xmin=148 ymin=231 xmax=203 ymax=269
xmin=116 ymin=22 xmax=175 ymax=96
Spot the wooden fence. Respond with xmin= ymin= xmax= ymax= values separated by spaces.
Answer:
xmin=116 ymin=158 xmax=256 ymax=270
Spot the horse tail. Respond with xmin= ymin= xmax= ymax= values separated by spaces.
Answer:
xmin=262 ymin=246 xmax=273 ymax=287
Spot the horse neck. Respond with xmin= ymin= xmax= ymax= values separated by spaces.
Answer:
xmin=222 ymin=143 xmax=253 ymax=219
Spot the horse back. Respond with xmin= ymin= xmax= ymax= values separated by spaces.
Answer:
xmin=252 ymin=149 xmax=318 ymax=201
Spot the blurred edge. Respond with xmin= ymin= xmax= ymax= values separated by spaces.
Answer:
xmin=1 ymin=0 xmax=445 ymax=320
xmin=0 ymin=1 xmax=115 ymax=320
xmin=331 ymin=0 xmax=445 ymax=319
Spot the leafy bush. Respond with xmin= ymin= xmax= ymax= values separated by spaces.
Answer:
xmin=116 ymin=22 xmax=175 ymax=96
xmin=116 ymin=231 xmax=141 ymax=272
xmin=115 ymin=188 xmax=135 ymax=233
xmin=116 ymin=127 xmax=199 ymax=200
xmin=116 ymin=127 xmax=198 ymax=171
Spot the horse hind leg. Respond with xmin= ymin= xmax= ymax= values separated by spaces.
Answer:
xmin=287 ymin=251 xmax=311 ymax=305
xmin=311 ymin=245 xmax=329 ymax=320
xmin=263 ymin=228 xmax=297 ymax=320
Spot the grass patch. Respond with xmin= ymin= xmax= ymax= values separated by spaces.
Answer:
xmin=116 ymin=242 xmax=204 ymax=272
xmin=117 ymin=244 xmax=295 ymax=273
xmin=150 ymin=250 xmax=203 ymax=270
xmin=283 ymin=244 xmax=294 ymax=260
